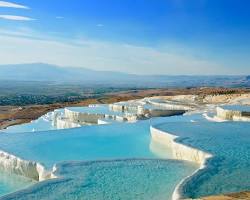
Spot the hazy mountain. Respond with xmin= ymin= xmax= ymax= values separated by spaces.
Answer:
xmin=0 ymin=63 xmax=138 ymax=82
xmin=0 ymin=63 xmax=248 ymax=88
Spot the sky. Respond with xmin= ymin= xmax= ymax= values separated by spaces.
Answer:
xmin=0 ymin=0 xmax=249 ymax=75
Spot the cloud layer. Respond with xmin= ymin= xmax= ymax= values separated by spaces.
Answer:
xmin=0 ymin=15 xmax=34 ymax=21
xmin=0 ymin=1 xmax=29 ymax=9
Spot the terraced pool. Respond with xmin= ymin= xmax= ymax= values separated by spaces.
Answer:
xmin=154 ymin=121 xmax=250 ymax=198
xmin=0 ymin=159 xmax=196 ymax=200
xmin=0 ymin=114 xmax=200 ymax=200
xmin=0 ymin=103 xmax=249 ymax=200
xmin=0 ymin=121 xmax=161 ymax=168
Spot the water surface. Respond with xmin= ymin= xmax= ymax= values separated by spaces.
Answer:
xmin=0 ymin=170 xmax=35 ymax=197
xmin=156 ymin=121 xmax=250 ymax=198
xmin=0 ymin=159 xmax=197 ymax=200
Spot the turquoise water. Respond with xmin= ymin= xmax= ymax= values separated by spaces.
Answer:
xmin=0 ymin=113 xmax=204 ymax=199
xmin=3 ymin=107 xmax=248 ymax=199
xmin=156 ymin=121 xmax=250 ymax=198
xmin=0 ymin=170 xmax=35 ymax=196
xmin=222 ymin=105 xmax=250 ymax=112
xmin=0 ymin=114 xmax=208 ymax=168
xmin=0 ymin=159 xmax=197 ymax=200
xmin=0 ymin=121 xmax=163 ymax=168
xmin=0 ymin=115 xmax=201 ymax=199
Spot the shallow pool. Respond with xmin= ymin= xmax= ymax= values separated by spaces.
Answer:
xmin=0 ymin=170 xmax=35 ymax=197
xmin=0 ymin=113 xmax=209 ymax=168
xmin=0 ymin=110 xmax=218 ymax=199
xmin=156 ymin=121 xmax=250 ymax=198
xmin=0 ymin=159 xmax=197 ymax=200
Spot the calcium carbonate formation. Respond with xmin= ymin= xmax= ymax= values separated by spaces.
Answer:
xmin=216 ymin=105 xmax=250 ymax=121
xmin=53 ymin=98 xmax=188 ymax=126
xmin=150 ymin=126 xmax=212 ymax=200
xmin=0 ymin=96 xmax=249 ymax=200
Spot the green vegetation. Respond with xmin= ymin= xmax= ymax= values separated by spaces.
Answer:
xmin=0 ymin=81 xmax=142 ymax=106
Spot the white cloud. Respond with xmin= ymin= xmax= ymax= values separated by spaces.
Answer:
xmin=0 ymin=1 xmax=29 ymax=9
xmin=0 ymin=15 xmax=35 ymax=21
xmin=0 ymin=33 xmax=229 ymax=75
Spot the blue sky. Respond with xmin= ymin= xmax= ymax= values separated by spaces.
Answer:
xmin=0 ymin=0 xmax=249 ymax=75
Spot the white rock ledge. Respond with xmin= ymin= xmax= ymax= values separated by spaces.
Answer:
xmin=216 ymin=106 xmax=250 ymax=121
xmin=0 ymin=150 xmax=53 ymax=181
xmin=55 ymin=117 xmax=81 ymax=129
xmin=150 ymin=126 xmax=212 ymax=200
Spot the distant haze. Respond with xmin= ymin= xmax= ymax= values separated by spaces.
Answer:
xmin=0 ymin=63 xmax=249 ymax=88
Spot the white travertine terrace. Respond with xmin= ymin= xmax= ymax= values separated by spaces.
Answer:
xmin=64 ymin=105 xmax=139 ymax=123
xmin=147 ymin=98 xmax=194 ymax=111
xmin=97 ymin=119 xmax=111 ymax=125
xmin=232 ymin=115 xmax=250 ymax=121
xmin=55 ymin=117 xmax=81 ymax=129
xmin=50 ymin=98 xmax=189 ymax=127
xmin=0 ymin=98 xmax=188 ymax=197
xmin=216 ymin=106 xmax=250 ymax=121
xmin=147 ymin=109 xmax=185 ymax=117
xmin=150 ymin=126 xmax=212 ymax=200
xmin=1 ymin=96 xmax=249 ymax=199
xmin=0 ymin=151 xmax=52 ymax=182
xmin=64 ymin=108 xmax=106 ymax=124
xmin=150 ymin=127 xmax=211 ymax=165
xmin=110 ymin=98 xmax=186 ymax=118
xmin=109 ymin=100 xmax=140 ymax=113
xmin=202 ymin=113 xmax=226 ymax=122
xmin=60 ymin=100 xmax=186 ymax=126
xmin=0 ymin=97 xmax=222 ymax=198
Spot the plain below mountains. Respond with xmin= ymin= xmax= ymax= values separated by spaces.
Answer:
xmin=0 ymin=63 xmax=248 ymax=88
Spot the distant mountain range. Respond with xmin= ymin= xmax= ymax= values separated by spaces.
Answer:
xmin=0 ymin=63 xmax=249 ymax=88
xmin=0 ymin=63 xmax=137 ymax=82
